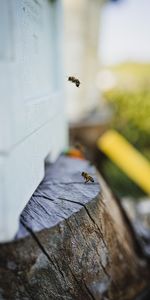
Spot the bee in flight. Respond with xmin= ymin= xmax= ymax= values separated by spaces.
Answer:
xmin=68 ymin=76 xmax=80 ymax=87
xmin=81 ymin=172 xmax=94 ymax=183
xmin=75 ymin=142 xmax=85 ymax=156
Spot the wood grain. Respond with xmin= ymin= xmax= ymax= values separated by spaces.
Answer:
xmin=0 ymin=155 xmax=149 ymax=300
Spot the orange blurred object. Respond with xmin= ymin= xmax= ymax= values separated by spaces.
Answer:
xmin=64 ymin=148 xmax=85 ymax=159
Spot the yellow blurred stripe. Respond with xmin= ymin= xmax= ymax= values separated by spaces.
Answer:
xmin=97 ymin=130 xmax=150 ymax=194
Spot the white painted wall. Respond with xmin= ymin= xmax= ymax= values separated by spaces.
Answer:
xmin=0 ymin=0 xmax=67 ymax=242
xmin=63 ymin=0 xmax=104 ymax=121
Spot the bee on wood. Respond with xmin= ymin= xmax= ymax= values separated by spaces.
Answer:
xmin=68 ymin=76 xmax=80 ymax=87
xmin=81 ymin=172 xmax=94 ymax=183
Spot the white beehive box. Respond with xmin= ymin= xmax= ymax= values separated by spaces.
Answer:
xmin=0 ymin=0 xmax=67 ymax=242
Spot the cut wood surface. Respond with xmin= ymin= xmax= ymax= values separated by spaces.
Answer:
xmin=0 ymin=155 xmax=150 ymax=300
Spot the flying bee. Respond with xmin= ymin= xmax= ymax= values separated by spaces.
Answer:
xmin=68 ymin=76 xmax=80 ymax=87
xmin=81 ymin=172 xmax=94 ymax=183
xmin=75 ymin=142 xmax=85 ymax=155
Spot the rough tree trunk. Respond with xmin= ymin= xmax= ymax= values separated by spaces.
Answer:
xmin=0 ymin=155 xmax=150 ymax=300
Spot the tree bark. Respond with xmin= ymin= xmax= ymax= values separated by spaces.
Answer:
xmin=0 ymin=155 xmax=149 ymax=300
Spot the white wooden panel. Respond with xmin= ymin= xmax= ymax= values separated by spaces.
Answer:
xmin=0 ymin=0 xmax=67 ymax=242
xmin=0 ymin=0 xmax=65 ymax=152
xmin=0 ymin=114 xmax=67 ymax=241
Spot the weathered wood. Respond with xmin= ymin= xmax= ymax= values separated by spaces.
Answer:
xmin=0 ymin=155 xmax=150 ymax=300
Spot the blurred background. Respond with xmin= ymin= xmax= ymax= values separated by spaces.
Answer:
xmin=62 ymin=0 xmax=150 ymax=225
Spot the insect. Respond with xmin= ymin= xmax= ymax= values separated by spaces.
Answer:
xmin=81 ymin=172 xmax=94 ymax=183
xmin=75 ymin=142 xmax=85 ymax=156
xmin=68 ymin=76 xmax=80 ymax=87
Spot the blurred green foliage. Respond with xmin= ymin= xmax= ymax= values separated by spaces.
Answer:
xmin=104 ymin=89 xmax=150 ymax=150
xmin=101 ymin=63 xmax=150 ymax=198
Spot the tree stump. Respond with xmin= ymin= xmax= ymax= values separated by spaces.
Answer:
xmin=0 ymin=155 xmax=150 ymax=300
